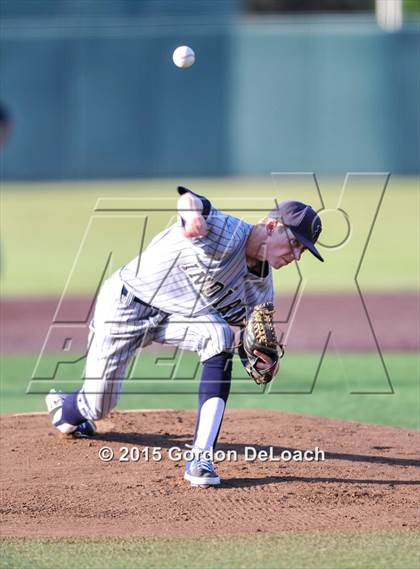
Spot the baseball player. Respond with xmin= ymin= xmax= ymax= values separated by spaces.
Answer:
xmin=46 ymin=187 xmax=323 ymax=487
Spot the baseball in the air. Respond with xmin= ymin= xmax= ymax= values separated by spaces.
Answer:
xmin=172 ymin=45 xmax=195 ymax=69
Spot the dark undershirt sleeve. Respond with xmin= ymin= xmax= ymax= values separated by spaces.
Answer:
xmin=247 ymin=260 xmax=270 ymax=278
xmin=177 ymin=186 xmax=211 ymax=219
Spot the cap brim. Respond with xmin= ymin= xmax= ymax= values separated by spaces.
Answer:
xmin=289 ymin=229 xmax=324 ymax=262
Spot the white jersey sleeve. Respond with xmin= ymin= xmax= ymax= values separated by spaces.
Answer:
xmin=177 ymin=186 xmax=245 ymax=260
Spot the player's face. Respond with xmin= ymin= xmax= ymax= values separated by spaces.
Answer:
xmin=266 ymin=226 xmax=306 ymax=269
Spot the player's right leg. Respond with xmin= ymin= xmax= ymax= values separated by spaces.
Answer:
xmin=46 ymin=389 xmax=97 ymax=437
xmin=46 ymin=274 xmax=167 ymax=436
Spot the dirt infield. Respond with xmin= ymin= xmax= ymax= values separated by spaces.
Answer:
xmin=1 ymin=292 xmax=419 ymax=353
xmin=1 ymin=410 xmax=418 ymax=538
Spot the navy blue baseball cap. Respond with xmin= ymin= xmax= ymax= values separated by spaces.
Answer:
xmin=275 ymin=200 xmax=324 ymax=262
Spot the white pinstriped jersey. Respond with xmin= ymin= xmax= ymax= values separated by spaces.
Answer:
xmin=120 ymin=191 xmax=274 ymax=326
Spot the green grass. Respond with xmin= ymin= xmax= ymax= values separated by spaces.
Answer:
xmin=2 ymin=531 xmax=419 ymax=569
xmin=2 ymin=352 xmax=418 ymax=429
xmin=1 ymin=177 xmax=419 ymax=295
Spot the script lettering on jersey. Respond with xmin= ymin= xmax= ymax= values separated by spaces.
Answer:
xmin=181 ymin=263 xmax=246 ymax=325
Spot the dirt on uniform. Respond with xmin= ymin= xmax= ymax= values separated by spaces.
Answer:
xmin=1 ymin=409 xmax=419 ymax=538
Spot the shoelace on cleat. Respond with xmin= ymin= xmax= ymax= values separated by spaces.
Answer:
xmin=197 ymin=456 xmax=214 ymax=473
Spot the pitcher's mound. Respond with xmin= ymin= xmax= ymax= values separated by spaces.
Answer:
xmin=1 ymin=409 xmax=418 ymax=537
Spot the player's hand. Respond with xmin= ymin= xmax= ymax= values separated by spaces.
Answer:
xmin=183 ymin=215 xmax=208 ymax=239
xmin=254 ymin=349 xmax=279 ymax=375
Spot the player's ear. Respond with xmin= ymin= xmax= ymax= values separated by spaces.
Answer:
xmin=264 ymin=218 xmax=279 ymax=236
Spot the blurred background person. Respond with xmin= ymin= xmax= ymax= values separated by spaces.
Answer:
xmin=0 ymin=103 xmax=11 ymax=147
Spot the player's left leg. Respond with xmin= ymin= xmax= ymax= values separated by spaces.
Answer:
xmin=154 ymin=313 xmax=234 ymax=486
xmin=185 ymin=350 xmax=233 ymax=487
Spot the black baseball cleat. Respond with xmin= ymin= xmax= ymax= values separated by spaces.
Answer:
xmin=73 ymin=420 xmax=97 ymax=438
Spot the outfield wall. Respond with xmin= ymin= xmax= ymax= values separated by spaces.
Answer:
xmin=1 ymin=12 xmax=419 ymax=179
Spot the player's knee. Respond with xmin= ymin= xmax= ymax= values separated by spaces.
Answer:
xmin=215 ymin=323 xmax=234 ymax=353
xmin=199 ymin=323 xmax=234 ymax=362
xmin=77 ymin=392 xmax=110 ymax=422
xmin=89 ymin=407 xmax=107 ymax=421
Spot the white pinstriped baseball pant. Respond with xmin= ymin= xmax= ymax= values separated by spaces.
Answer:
xmin=77 ymin=272 xmax=234 ymax=422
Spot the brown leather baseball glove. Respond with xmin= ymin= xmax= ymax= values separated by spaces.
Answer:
xmin=238 ymin=302 xmax=284 ymax=385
